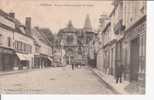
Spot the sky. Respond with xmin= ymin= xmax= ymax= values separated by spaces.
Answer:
xmin=0 ymin=0 xmax=113 ymax=33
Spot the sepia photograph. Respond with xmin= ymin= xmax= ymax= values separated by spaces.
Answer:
xmin=0 ymin=0 xmax=146 ymax=94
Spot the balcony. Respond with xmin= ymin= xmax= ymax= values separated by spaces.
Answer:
xmin=114 ymin=19 xmax=125 ymax=34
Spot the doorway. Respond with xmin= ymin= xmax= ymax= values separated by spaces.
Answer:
xmin=130 ymin=37 xmax=139 ymax=81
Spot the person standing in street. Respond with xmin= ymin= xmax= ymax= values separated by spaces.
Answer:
xmin=116 ymin=63 xmax=124 ymax=84
xmin=72 ymin=63 xmax=74 ymax=70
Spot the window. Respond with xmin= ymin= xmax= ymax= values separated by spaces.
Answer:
xmin=0 ymin=34 xmax=3 ymax=45
xmin=24 ymin=44 xmax=26 ymax=53
xmin=67 ymin=35 xmax=74 ymax=44
xmin=16 ymin=41 xmax=18 ymax=50
xmin=19 ymin=42 xmax=22 ymax=51
xmin=7 ymin=37 xmax=11 ymax=47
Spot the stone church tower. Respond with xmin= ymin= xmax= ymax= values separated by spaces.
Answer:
xmin=57 ymin=15 xmax=95 ymax=65
xmin=83 ymin=14 xmax=92 ymax=32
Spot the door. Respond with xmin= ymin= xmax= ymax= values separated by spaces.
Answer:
xmin=130 ymin=37 xmax=139 ymax=81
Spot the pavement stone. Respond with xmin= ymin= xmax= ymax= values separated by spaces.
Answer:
xmin=0 ymin=66 xmax=115 ymax=94
xmin=91 ymin=68 xmax=145 ymax=94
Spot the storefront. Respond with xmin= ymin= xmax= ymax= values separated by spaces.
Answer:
xmin=39 ymin=54 xmax=52 ymax=68
xmin=34 ymin=55 xmax=41 ymax=69
xmin=123 ymin=16 xmax=146 ymax=82
xmin=15 ymin=53 xmax=33 ymax=70
xmin=102 ymin=39 xmax=117 ymax=77
xmin=0 ymin=47 xmax=15 ymax=71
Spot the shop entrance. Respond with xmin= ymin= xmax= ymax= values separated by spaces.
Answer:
xmin=130 ymin=37 xmax=139 ymax=81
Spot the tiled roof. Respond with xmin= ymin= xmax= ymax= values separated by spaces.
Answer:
xmin=34 ymin=27 xmax=52 ymax=47
xmin=0 ymin=9 xmax=34 ymax=40
xmin=0 ymin=9 xmax=21 ymax=25
xmin=0 ymin=22 xmax=14 ymax=31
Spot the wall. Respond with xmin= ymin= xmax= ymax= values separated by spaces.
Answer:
xmin=0 ymin=27 xmax=13 ymax=49
xmin=123 ymin=1 xmax=146 ymax=30
xmin=14 ymin=32 xmax=34 ymax=68
xmin=32 ymin=28 xmax=52 ymax=57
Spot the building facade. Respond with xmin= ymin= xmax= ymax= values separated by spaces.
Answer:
xmin=57 ymin=15 xmax=95 ymax=66
xmin=110 ymin=0 xmax=125 ymax=78
xmin=13 ymin=29 xmax=34 ymax=70
xmin=12 ymin=17 xmax=34 ymax=70
xmin=57 ymin=21 xmax=79 ymax=65
xmin=0 ymin=10 xmax=15 ymax=71
xmin=122 ymin=0 xmax=146 ymax=82
xmin=0 ymin=10 xmax=35 ymax=70
xmin=32 ymin=27 xmax=53 ymax=69
xmin=97 ymin=0 xmax=146 ymax=83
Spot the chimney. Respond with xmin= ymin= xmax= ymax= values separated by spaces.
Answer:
xmin=9 ymin=12 xmax=15 ymax=18
xmin=25 ymin=17 xmax=31 ymax=35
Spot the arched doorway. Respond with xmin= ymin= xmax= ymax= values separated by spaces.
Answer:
xmin=64 ymin=47 xmax=76 ymax=65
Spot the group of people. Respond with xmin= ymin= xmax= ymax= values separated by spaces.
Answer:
xmin=71 ymin=63 xmax=81 ymax=70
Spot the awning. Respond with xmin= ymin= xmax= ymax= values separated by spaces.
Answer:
xmin=16 ymin=53 xmax=30 ymax=61
xmin=48 ymin=57 xmax=53 ymax=62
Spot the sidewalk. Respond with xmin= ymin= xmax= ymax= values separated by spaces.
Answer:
xmin=0 ymin=67 xmax=52 ymax=76
xmin=91 ymin=68 xmax=145 ymax=94
xmin=0 ymin=69 xmax=30 ymax=76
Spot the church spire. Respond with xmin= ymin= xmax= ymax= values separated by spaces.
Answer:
xmin=83 ymin=14 xmax=92 ymax=31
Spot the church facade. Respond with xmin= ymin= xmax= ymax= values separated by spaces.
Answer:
xmin=57 ymin=15 xmax=95 ymax=65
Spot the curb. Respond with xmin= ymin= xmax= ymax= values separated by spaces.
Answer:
xmin=0 ymin=70 xmax=30 ymax=76
xmin=90 ymin=68 xmax=120 ymax=94
xmin=0 ymin=67 xmax=56 ymax=76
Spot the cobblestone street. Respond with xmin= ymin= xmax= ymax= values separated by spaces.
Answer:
xmin=0 ymin=66 xmax=115 ymax=94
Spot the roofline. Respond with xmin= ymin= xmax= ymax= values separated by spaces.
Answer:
xmin=34 ymin=27 xmax=53 ymax=47
xmin=0 ymin=9 xmax=15 ymax=22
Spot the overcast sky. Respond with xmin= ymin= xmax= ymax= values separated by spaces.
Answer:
xmin=0 ymin=0 xmax=113 ymax=33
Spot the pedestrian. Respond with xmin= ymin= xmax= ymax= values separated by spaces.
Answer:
xmin=116 ymin=63 xmax=124 ymax=84
xmin=78 ymin=64 xmax=81 ymax=69
xmin=72 ymin=63 xmax=74 ymax=70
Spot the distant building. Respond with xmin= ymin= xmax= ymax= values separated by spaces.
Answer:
xmin=39 ymin=28 xmax=54 ymax=44
xmin=32 ymin=27 xmax=53 ymax=69
xmin=58 ymin=20 xmax=79 ymax=65
xmin=57 ymin=15 xmax=95 ymax=65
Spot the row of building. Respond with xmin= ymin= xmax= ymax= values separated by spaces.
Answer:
xmin=94 ymin=0 xmax=146 ymax=82
xmin=0 ymin=9 xmax=53 ymax=71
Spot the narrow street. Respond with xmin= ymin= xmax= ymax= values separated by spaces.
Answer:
xmin=0 ymin=66 xmax=114 ymax=94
